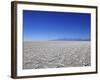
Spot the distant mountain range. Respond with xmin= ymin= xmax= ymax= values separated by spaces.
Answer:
xmin=50 ymin=38 xmax=90 ymax=41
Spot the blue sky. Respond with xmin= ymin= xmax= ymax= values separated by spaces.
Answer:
xmin=23 ymin=10 xmax=91 ymax=41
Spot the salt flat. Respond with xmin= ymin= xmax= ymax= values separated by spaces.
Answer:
xmin=23 ymin=41 xmax=91 ymax=69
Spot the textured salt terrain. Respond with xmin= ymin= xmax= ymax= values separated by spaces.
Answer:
xmin=23 ymin=41 xmax=91 ymax=69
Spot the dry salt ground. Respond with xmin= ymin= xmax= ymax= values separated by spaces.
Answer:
xmin=23 ymin=41 xmax=91 ymax=69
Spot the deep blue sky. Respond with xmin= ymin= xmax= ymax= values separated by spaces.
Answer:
xmin=23 ymin=10 xmax=91 ymax=41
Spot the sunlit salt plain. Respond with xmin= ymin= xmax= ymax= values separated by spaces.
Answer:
xmin=23 ymin=41 xmax=91 ymax=69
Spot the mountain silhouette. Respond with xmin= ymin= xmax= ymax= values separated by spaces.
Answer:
xmin=50 ymin=38 xmax=90 ymax=41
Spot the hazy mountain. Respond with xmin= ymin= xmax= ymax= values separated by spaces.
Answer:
xmin=50 ymin=38 xmax=90 ymax=41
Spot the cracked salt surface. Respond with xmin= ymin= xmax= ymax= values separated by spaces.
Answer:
xmin=23 ymin=41 xmax=91 ymax=69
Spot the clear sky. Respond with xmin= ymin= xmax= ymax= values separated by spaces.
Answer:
xmin=23 ymin=10 xmax=91 ymax=41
